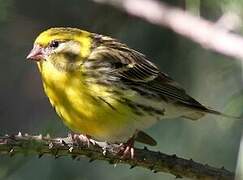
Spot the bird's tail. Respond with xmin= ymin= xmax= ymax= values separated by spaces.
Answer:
xmin=183 ymin=107 xmax=241 ymax=120
xmin=204 ymin=108 xmax=241 ymax=120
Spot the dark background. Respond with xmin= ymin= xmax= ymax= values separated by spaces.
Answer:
xmin=0 ymin=0 xmax=243 ymax=179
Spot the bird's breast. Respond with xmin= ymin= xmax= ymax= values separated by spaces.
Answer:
xmin=36 ymin=61 xmax=191 ymax=143
xmin=36 ymin=61 xmax=142 ymax=142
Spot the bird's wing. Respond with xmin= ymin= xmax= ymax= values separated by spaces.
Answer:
xmin=91 ymin=36 xmax=207 ymax=110
xmin=112 ymin=48 xmax=207 ymax=110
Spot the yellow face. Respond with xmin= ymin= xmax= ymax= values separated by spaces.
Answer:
xmin=27 ymin=27 xmax=92 ymax=71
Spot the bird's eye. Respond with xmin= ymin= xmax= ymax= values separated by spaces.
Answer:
xmin=49 ymin=40 xmax=59 ymax=48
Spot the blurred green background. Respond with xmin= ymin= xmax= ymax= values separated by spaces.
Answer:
xmin=0 ymin=0 xmax=243 ymax=179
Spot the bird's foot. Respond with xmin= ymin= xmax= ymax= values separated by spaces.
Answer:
xmin=70 ymin=133 xmax=96 ymax=147
xmin=118 ymin=137 xmax=135 ymax=159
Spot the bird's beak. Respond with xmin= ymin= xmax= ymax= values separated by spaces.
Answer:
xmin=26 ymin=45 xmax=44 ymax=61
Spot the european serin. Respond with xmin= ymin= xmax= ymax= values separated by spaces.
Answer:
xmin=27 ymin=27 xmax=236 ymax=155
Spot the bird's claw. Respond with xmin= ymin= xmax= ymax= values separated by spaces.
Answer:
xmin=118 ymin=138 xmax=135 ymax=159
xmin=70 ymin=133 xmax=95 ymax=147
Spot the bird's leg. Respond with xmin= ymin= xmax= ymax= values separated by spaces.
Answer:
xmin=118 ymin=134 xmax=137 ymax=159
xmin=121 ymin=138 xmax=135 ymax=158
xmin=70 ymin=133 xmax=96 ymax=147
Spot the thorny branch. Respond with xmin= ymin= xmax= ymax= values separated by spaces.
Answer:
xmin=93 ymin=0 xmax=243 ymax=60
xmin=0 ymin=133 xmax=234 ymax=180
xmin=1 ymin=1 xmax=239 ymax=179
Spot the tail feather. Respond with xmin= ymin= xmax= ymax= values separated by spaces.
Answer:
xmin=183 ymin=107 xmax=241 ymax=120
xmin=204 ymin=108 xmax=241 ymax=120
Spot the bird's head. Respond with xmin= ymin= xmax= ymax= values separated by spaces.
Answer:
xmin=27 ymin=27 xmax=92 ymax=70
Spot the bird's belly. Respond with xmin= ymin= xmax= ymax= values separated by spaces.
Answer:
xmin=46 ymin=85 xmax=193 ymax=143
xmin=39 ymin=61 xmax=192 ymax=143
xmin=39 ymin=61 xmax=169 ymax=143
xmin=42 ymin=81 xmax=152 ymax=143
xmin=49 ymin=89 xmax=189 ymax=143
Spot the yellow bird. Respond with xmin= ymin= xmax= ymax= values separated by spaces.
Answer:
xmin=27 ymin=27 xmax=235 ymax=155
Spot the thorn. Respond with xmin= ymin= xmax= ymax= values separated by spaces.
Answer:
xmin=9 ymin=134 xmax=15 ymax=140
xmin=71 ymin=155 xmax=77 ymax=160
xmin=17 ymin=132 xmax=22 ymax=137
xmin=175 ymin=175 xmax=182 ymax=179
xmin=49 ymin=142 xmax=54 ymax=149
xmin=149 ymin=165 xmax=155 ymax=170
xmin=69 ymin=147 xmax=74 ymax=152
xmin=130 ymin=165 xmax=136 ymax=169
xmin=46 ymin=134 xmax=50 ymax=139
xmin=140 ymin=155 xmax=146 ymax=161
xmin=89 ymin=158 xmax=95 ymax=163
xmin=87 ymin=152 xmax=93 ymax=158
xmin=37 ymin=134 xmax=43 ymax=140
xmin=68 ymin=133 xmax=72 ymax=138
xmin=153 ymin=170 xmax=158 ymax=173
xmin=9 ymin=148 xmax=14 ymax=157
xmin=168 ymin=165 xmax=173 ymax=170
xmin=54 ymin=149 xmax=59 ymax=158
xmin=38 ymin=153 xmax=44 ymax=158
xmin=102 ymin=148 xmax=107 ymax=155
xmin=109 ymin=160 xmax=115 ymax=164
xmin=171 ymin=154 xmax=177 ymax=158
xmin=61 ymin=140 xmax=68 ymax=146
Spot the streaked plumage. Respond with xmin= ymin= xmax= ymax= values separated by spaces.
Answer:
xmin=27 ymin=27 xmax=232 ymax=145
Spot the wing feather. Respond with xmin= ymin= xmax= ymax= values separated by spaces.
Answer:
xmin=91 ymin=35 xmax=207 ymax=110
